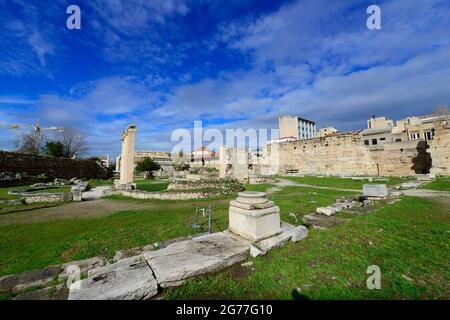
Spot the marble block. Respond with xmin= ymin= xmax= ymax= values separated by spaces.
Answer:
xmin=228 ymin=191 xmax=281 ymax=242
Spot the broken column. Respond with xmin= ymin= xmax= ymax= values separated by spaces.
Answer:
xmin=115 ymin=125 xmax=137 ymax=190
xmin=228 ymin=191 xmax=281 ymax=242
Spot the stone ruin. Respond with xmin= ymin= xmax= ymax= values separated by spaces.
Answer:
xmin=61 ymin=191 xmax=308 ymax=300
xmin=114 ymin=125 xmax=137 ymax=190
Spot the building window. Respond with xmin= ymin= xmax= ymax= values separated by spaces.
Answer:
xmin=410 ymin=132 xmax=420 ymax=140
xmin=380 ymin=137 xmax=386 ymax=141
xmin=424 ymin=131 xmax=433 ymax=140
xmin=372 ymin=139 xmax=378 ymax=145
xmin=364 ymin=140 xmax=369 ymax=146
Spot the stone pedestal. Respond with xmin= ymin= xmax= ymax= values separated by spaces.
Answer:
xmin=228 ymin=191 xmax=281 ymax=242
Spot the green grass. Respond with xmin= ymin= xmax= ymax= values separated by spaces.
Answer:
xmin=165 ymin=196 xmax=450 ymax=300
xmin=0 ymin=198 xmax=231 ymax=276
xmin=89 ymin=179 xmax=114 ymax=187
xmin=0 ymin=185 xmax=71 ymax=199
xmin=0 ymin=185 xmax=30 ymax=199
xmin=0 ymin=202 xmax=64 ymax=215
xmin=29 ymin=187 xmax=71 ymax=193
xmin=244 ymin=184 xmax=275 ymax=193
xmin=282 ymin=176 xmax=411 ymax=190
xmin=422 ymin=177 xmax=450 ymax=191
xmin=135 ymin=180 xmax=169 ymax=192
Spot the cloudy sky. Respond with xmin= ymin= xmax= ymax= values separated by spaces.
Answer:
xmin=0 ymin=0 xmax=449 ymax=157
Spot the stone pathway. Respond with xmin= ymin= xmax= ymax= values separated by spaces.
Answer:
xmin=82 ymin=186 xmax=113 ymax=201
xmin=402 ymin=189 xmax=450 ymax=198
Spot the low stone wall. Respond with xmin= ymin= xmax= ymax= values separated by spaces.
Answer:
xmin=116 ymin=190 xmax=204 ymax=200
xmin=0 ymin=151 xmax=108 ymax=181
xmin=167 ymin=178 xmax=244 ymax=194
xmin=23 ymin=192 xmax=73 ymax=204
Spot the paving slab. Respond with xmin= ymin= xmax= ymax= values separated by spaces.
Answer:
xmin=144 ymin=232 xmax=249 ymax=288
xmin=68 ymin=256 xmax=158 ymax=300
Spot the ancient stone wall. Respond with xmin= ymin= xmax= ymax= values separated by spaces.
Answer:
xmin=257 ymin=133 xmax=432 ymax=177
xmin=275 ymin=133 xmax=378 ymax=176
xmin=429 ymin=124 xmax=450 ymax=176
xmin=370 ymin=140 xmax=431 ymax=176
xmin=0 ymin=151 xmax=108 ymax=180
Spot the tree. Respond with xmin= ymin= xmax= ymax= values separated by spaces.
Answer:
xmin=44 ymin=141 xmax=64 ymax=157
xmin=60 ymin=127 xmax=88 ymax=158
xmin=433 ymin=105 xmax=450 ymax=116
xmin=15 ymin=131 xmax=45 ymax=155
xmin=135 ymin=158 xmax=161 ymax=179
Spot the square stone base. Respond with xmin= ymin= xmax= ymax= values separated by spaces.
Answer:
xmin=228 ymin=205 xmax=281 ymax=242
xmin=114 ymin=180 xmax=136 ymax=190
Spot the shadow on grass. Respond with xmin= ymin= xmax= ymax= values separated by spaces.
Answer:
xmin=291 ymin=289 xmax=311 ymax=300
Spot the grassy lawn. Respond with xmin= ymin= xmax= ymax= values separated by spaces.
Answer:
xmin=422 ymin=177 xmax=450 ymax=191
xmin=245 ymin=183 xmax=358 ymax=224
xmin=29 ymin=187 xmax=71 ymax=193
xmin=0 ymin=185 xmax=30 ymax=199
xmin=0 ymin=185 xmax=71 ymax=199
xmin=0 ymin=197 xmax=232 ymax=276
xmin=89 ymin=179 xmax=114 ymax=187
xmin=282 ymin=176 xmax=411 ymax=190
xmin=165 ymin=196 xmax=450 ymax=300
xmin=135 ymin=179 xmax=169 ymax=192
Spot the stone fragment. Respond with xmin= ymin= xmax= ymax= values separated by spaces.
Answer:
xmin=59 ymin=257 xmax=106 ymax=281
xmin=362 ymin=184 xmax=388 ymax=197
xmin=316 ymin=207 xmax=337 ymax=216
xmin=144 ymin=232 xmax=249 ymax=288
xmin=112 ymin=244 xmax=155 ymax=262
xmin=68 ymin=256 xmax=157 ymax=300
xmin=13 ymin=283 xmax=68 ymax=300
xmin=0 ymin=265 xmax=60 ymax=294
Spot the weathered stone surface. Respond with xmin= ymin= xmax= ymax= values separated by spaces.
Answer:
xmin=88 ymin=255 xmax=141 ymax=278
xmin=282 ymin=223 xmax=308 ymax=242
xmin=229 ymin=200 xmax=274 ymax=210
xmin=68 ymin=256 xmax=157 ymax=300
xmin=13 ymin=283 xmax=68 ymax=300
xmin=362 ymin=184 xmax=388 ymax=198
xmin=112 ymin=244 xmax=155 ymax=262
xmin=144 ymin=232 xmax=249 ymax=288
xmin=0 ymin=265 xmax=60 ymax=294
xmin=229 ymin=192 xmax=282 ymax=242
xmin=59 ymin=257 xmax=106 ymax=281
xmin=303 ymin=214 xmax=350 ymax=229
xmin=400 ymin=181 xmax=424 ymax=189
xmin=316 ymin=207 xmax=337 ymax=216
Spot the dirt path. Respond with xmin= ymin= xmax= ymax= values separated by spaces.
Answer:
xmin=0 ymin=199 xmax=156 ymax=226
xmin=269 ymin=178 xmax=361 ymax=193
xmin=0 ymin=198 xmax=232 ymax=226
xmin=402 ymin=189 xmax=450 ymax=198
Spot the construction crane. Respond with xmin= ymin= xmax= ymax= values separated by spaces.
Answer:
xmin=0 ymin=120 xmax=65 ymax=153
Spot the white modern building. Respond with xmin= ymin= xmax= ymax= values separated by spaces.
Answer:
xmin=279 ymin=115 xmax=317 ymax=140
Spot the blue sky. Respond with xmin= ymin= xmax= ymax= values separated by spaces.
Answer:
xmin=0 ymin=0 xmax=449 ymax=157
